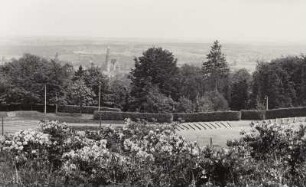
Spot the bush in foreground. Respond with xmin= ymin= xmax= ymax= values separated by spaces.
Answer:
xmin=1 ymin=120 xmax=306 ymax=186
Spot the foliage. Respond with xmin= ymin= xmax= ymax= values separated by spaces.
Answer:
xmin=202 ymin=40 xmax=230 ymax=92
xmin=196 ymin=91 xmax=229 ymax=112
xmin=230 ymin=69 xmax=251 ymax=110
xmin=177 ymin=64 xmax=207 ymax=102
xmin=130 ymin=47 xmax=180 ymax=112
xmin=1 ymin=120 xmax=306 ymax=186
xmin=66 ymin=79 xmax=96 ymax=113
xmin=0 ymin=54 xmax=73 ymax=105
xmin=241 ymin=110 xmax=266 ymax=120
xmin=142 ymin=85 xmax=175 ymax=113
xmin=58 ymin=105 xmax=121 ymax=114
xmin=228 ymin=121 xmax=306 ymax=186
xmin=266 ymin=107 xmax=306 ymax=119
xmin=109 ymin=78 xmax=131 ymax=111
xmin=251 ymin=56 xmax=306 ymax=109
xmin=175 ymin=97 xmax=194 ymax=113
xmin=83 ymin=65 xmax=109 ymax=106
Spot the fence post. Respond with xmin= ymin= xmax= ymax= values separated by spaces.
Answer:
xmin=210 ymin=137 xmax=213 ymax=147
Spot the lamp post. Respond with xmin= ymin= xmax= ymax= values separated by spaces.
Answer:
xmin=98 ymin=82 xmax=102 ymax=129
xmin=44 ymin=84 xmax=47 ymax=116
xmin=265 ymin=95 xmax=268 ymax=110
xmin=98 ymin=83 xmax=101 ymax=112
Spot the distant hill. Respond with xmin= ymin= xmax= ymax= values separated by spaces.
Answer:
xmin=0 ymin=37 xmax=305 ymax=73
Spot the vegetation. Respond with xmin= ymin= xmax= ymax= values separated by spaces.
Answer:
xmin=0 ymin=41 xmax=306 ymax=114
xmin=58 ymin=105 xmax=121 ymax=114
xmin=1 ymin=120 xmax=306 ymax=187
xmin=129 ymin=47 xmax=179 ymax=112
xmin=93 ymin=111 xmax=173 ymax=123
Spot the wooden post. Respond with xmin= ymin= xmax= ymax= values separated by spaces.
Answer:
xmin=210 ymin=137 xmax=213 ymax=146
xmin=1 ymin=117 xmax=3 ymax=136
xmin=98 ymin=83 xmax=101 ymax=112
xmin=99 ymin=112 xmax=102 ymax=129
xmin=55 ymin=92 xmax=58 ymax=114
xmin=265 ymin=95 xmax=269 ymax=111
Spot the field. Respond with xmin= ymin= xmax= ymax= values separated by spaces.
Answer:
xmin=2 ymin=111 xmax=306 ymax=147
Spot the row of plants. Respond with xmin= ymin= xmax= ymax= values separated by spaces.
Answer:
xmin=1 ymin=119 xmax=306 ymax=187
xmin=241 ymin=107 xmax=306 ymax=120
xmin=94 ymin=106 xmax=306 ymax=122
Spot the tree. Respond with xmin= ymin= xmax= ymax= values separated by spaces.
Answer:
xmin=130 ymin=47 xmax=179 ymax=112
xmin=109 ymin=79 xmax=131 ymax=111
xmin=73 ymin=65 xmax=85 ymax=81
xmin=175 ymin=97 xmax=194 ymax=113
xmin=141 ymin=85 xmax=175 ymax=113
xmin=202 ymin=40 xmax=229 ymax=92
xmin=0 ymin=54 xmax=72 ymax=107
xmin=83 ymin=65 xmax=109 ymax=106
xmin=230 ymin=69 xmax=251 ymax=110
xmin=67 ymin=79 xmax=95 ymax=113
xmin=196 ymin=91 xmax=229 ymax=112
xmin=178 ymin=64 xmax=207 ymax=102
xmin=250 ymin=60 xmax=297 ymax=109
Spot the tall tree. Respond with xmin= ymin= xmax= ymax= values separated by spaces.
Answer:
xmin=202 ymin=40 xmax=229 ymax=92
xmin=178 ymin=64 xmax=207 ymax=102
xmin=66 ymin=79 xmax=95 ymax=113
xmin=83 ymin=65 xmax=109 ymax=106
xmin=130 ymin=47 xmax=179 ymax=112
xmin=230 ymin=69 xmax=251 ymax=110
xmin=250 ymin=60 xmax=297 ymax=109
xmin=109 ymin=79 xmax=131 ymax=111
xmin=0 ymin=54 xmax=71 ymax=106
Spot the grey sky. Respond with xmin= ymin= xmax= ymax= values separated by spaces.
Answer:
xmin=1 ymin=0 xmax=305 ymax=43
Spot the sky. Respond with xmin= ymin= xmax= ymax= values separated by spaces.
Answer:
xmin=0 ymin=0 xmax=306 ymax=43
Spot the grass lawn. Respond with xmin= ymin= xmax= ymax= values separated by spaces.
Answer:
xmin=1 ymin=111 xmax=305 ymax=147
xmin=176 ymin=121 xmax=252 ymax=147
xmin=1 ymin=112 xmax=252 ymax=147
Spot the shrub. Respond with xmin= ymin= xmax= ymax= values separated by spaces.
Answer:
xmin=93 ymin=111 xmax=173 ymax=123
xmin=197 ymin=91 xmax=229 ymax=112
xmin=173 ymin=111 xmax=241 ymax=122
xmin=266 ymin=107 xmax=306 ymax=119
xmin=241 ymin=110 xmax=266 ymax=120
xmin=2 ymin=120 xmax=306 ymax=186
xmin=58 ymin=105 xmax=121 ymax=114
xmin=175 ymin=97 xmax=194 ymax=113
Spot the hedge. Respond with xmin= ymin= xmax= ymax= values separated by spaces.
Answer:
xmin=241 ymin=110 xmax=266 ymax=120
xmin=93 ymin=111 xmax=173 ymax=123
xmin=173 ymin=111 xmax=241 ymax=122
xmin=266 ymin=107 xmax=306 ymax=119
xmin=58 ymin=105 xmax=121 ymax=114
xmin=0 ymin=104 xmax=55 ymax=113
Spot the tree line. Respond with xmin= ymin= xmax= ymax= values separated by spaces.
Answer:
xmin=0 ymin=41 xmax=305 ymax=113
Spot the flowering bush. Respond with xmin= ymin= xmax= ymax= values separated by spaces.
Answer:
xmin=1 ymin=119 xmax=306 ymax=187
